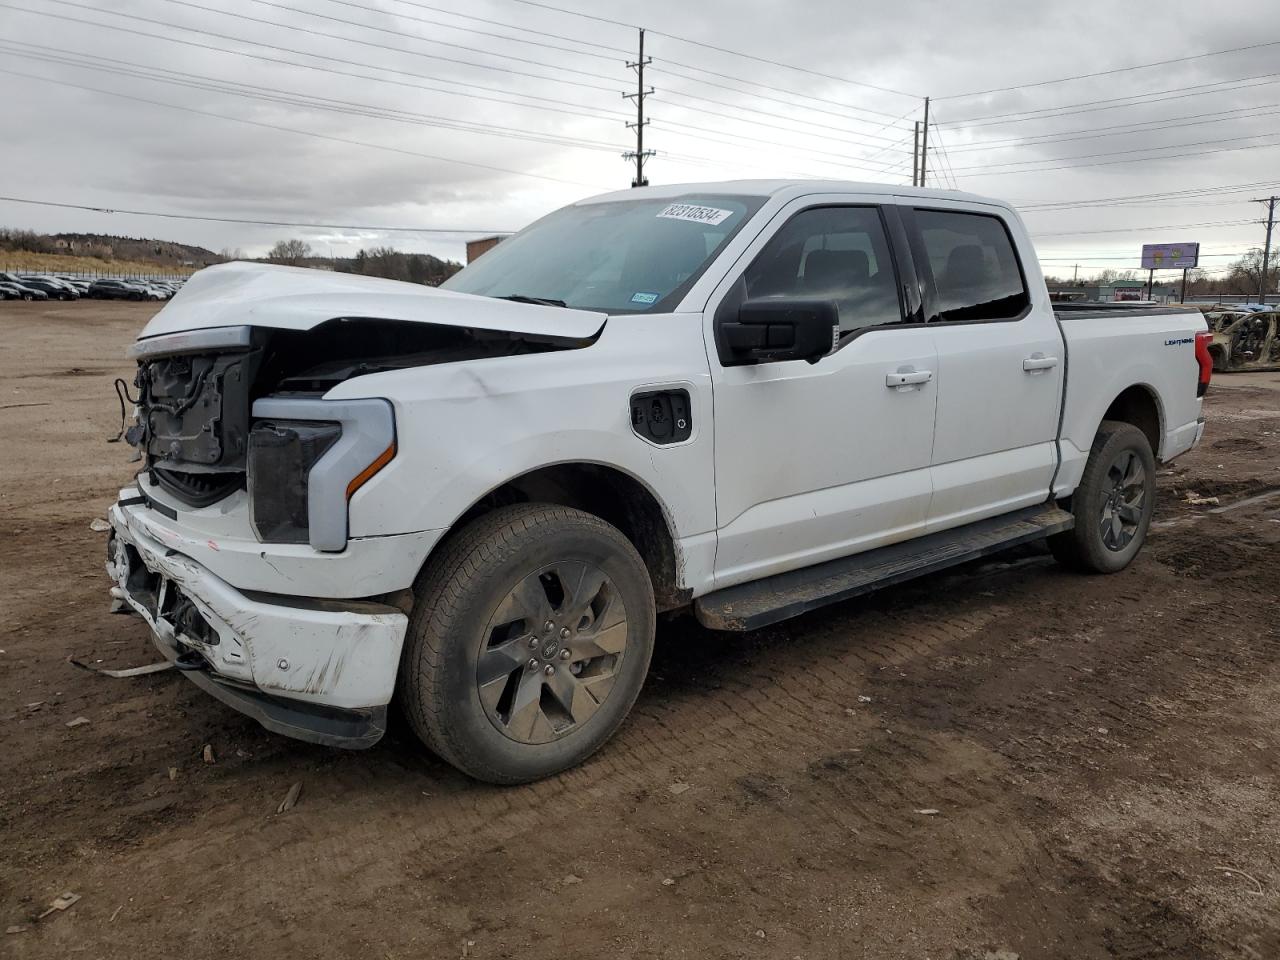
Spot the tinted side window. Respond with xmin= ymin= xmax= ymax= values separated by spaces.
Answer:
xmin=744 ymin=206 xmax=903 ymax=334
xmin=915 ymin=210 xmax=1029 ymax=322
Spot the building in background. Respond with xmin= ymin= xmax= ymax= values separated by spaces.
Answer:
xmin=1047 ymin=279 xmax=1178 ymax=303
xmin=466 ymin=235 xmax=509 ymax=264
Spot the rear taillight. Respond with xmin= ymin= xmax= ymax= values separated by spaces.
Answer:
xmin=1194 ymin=330 xmax=1213 ymax=397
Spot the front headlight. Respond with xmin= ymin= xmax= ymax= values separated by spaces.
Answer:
xmin=248 ymin=397 xmax=396 ymax=552
xmin=248 ymin=420 xmax=342 ymax=544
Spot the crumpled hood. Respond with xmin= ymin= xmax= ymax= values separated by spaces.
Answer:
xmin=136 ymin=261 xmax=607 ymax=341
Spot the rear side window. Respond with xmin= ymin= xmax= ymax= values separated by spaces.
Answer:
xmin=743 ymin=206 xmax=903 ymax=335
xmin=915 ymin=210 xmax=1028 ymax=322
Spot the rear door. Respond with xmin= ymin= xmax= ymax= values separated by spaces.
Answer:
xmin=900 ymin=203 xmax=1063 ymax=531
xmin=705 ymin=196 xmax=939 ymax=589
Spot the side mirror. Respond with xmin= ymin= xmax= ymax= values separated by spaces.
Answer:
xmin=720 ymin=299 xmax=840 ymax=365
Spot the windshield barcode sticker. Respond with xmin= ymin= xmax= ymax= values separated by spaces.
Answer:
xmin=657 ymin=203 xmax=734 ymax=225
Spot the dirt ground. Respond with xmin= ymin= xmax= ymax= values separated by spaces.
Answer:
xmin=2 ymin=299 xmax=1278 ymax=960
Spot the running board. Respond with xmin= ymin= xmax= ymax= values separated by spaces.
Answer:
xmin=694 ymin=503 xmax=1074 ymax=632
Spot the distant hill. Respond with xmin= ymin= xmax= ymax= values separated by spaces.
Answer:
xmin=48 ymin=233 xmax=222 ymax=266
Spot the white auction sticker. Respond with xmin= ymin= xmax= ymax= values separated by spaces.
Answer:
xmin=656 ymin=203 xmax=734 ymax=226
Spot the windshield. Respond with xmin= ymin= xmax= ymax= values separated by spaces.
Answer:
xmin=442 ymin=193 xmax=767 ymax=313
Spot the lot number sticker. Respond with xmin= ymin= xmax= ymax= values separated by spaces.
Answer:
xmin=657 ymin=203 xmax=734 ymax=226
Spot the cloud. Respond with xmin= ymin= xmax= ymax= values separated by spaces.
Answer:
xmin=0 ymin=0 xmax=1275 ymax=271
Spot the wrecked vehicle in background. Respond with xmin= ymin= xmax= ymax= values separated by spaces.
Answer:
xmin=106 ymin=180 xmax=1209 ymax=784
xmin=1199 ymin=307 xmax=1280 ymax=371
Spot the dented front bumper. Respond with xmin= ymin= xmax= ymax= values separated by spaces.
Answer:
xmin=107 ymin=498 xmax=408 ymax=749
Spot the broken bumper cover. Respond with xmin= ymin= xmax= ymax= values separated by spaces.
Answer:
xmin=107 ymin=501 xmax=408 ymax=749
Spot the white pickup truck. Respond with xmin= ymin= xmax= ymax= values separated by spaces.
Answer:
xmin=106 ymin=181 xmax=1212 ymax=783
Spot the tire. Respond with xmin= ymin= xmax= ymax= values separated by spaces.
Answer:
xmin=399 ymin=503 xmax=656 ymax=784
xmin=1049 ymin=420 xmax=1156 ymax=574
xmin=21 ymin=293 xmax=33 ymax=301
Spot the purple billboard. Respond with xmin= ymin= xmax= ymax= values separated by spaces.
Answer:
xmin=1141 ymin=242 xmax=1200 ymax=269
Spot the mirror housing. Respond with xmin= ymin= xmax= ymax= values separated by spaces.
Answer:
xmin=720 ymin=299 xmax=840 ymax=364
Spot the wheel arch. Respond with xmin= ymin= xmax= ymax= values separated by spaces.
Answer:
xmin=425 ymin=462 xmax=689 ymax=613
xmin=1100 ymin=383 xmax=1164 ymax=459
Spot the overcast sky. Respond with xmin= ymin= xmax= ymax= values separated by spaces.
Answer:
xmin=1 ymin=0 xmax=1277 ymax=278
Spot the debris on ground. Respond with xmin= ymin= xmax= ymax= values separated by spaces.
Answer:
xmin=64 ymin=717 xmax=90 ymax=728
xmin=1182 ymin=491 xmax=1221 ymax=506
xmin=6 ymin=925 xmax=29 ymax=935
xmin=858 ymin=695 xmax=873 ymax=703
xmin=89 ymin=518 xmax=111 ymax=532
xmin=561 ymin=874 xmax=582 ymax=886
xmin=168 ymin=767 xmax=177 ymax=781
xmin=661 ymin=877 xmax=675 ymax=886
xmin=915 ymin=808 xmax=940 ymax=815
xmin=69 ymin=656 xmax=174 ymax=679
xmin=276 ymin=781 xmax=303 ymax=814
xmin=668 ymin=781 xmax=691 ymax=795
xmin=109 ymin=906 xmax=123 ymax=922
xmin=38 ymin=892 xmax=81 ymax=920
xmin=202 ymin=744 xmax=215 ymax=764
xmin=25 ymin=701 xmax=43 ymax=711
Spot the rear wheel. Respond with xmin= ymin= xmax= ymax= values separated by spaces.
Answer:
xmin=399 ymin=504 xmax=655 ymax=784
xmin=1050 ymin=420 xmax=1156 ymax=573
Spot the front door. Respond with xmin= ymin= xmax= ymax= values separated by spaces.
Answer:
xmin=706 ymin=200 xmax=939 ymax=590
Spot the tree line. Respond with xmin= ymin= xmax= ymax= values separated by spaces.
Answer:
xmin=266 ymin=238 xmax=462 ymax=286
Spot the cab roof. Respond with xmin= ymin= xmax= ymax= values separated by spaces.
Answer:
xmin=579 ymin=179 xmax=1010 ymax=211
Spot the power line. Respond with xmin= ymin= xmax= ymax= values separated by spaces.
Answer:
xmin=656 ymin=87 xmax=909 ymax=147
xmin=157 ymin=0 xmax=623 ymax=87
xmin=944 ymin=103 xmax=1280 ymax=153
xmin=648 ymin=121 xmax=910 ymax=177
xmin=651 ymin=64 xmax=914 ymax=125
xmin=948 ymin=131 xmax=1280 ymax=173
xmin=1015 ymin=180 xmax=1280 ymax=210
xmin=0 ymin=3 xmax=630 ymax=123
xmin=380 ymin=0 xmax=630 ymax=54
xmin=942 ymin=71 xmax=1280 ymax=128
xmin=1035 ymin=219 xmax=1258 ymax=239
xmin=492 ymin=0 xmax=920 ymax=99
xmin=0 ymin=44 xmax=628 ymax=154
xmin=0 ymin=196 xmax=511 ymax=234
xmin=311 ymin=0 xmax=625 ymax=61
xmin=952 ymin=136 xmax=1280 ymax=177
xmin=938 ymin=38 xmax=1280 ymax=101
xmin=1 ymin=68 xmax=613 ymax=189
xmin=38 ymin=0 xmax=620 ymax=95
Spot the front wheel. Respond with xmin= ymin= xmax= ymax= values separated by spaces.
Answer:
xmin=1049 ymin=420 xmax=1156 ymax=573
xmin=399 ymin=504 xmax=656 ymax=784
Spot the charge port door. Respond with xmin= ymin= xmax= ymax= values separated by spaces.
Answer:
xmin=630 ymin=388 xmax=692 ymax=445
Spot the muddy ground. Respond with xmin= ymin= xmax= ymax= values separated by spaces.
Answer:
xmin=1 ymin=300 xmax=1278 ymax=959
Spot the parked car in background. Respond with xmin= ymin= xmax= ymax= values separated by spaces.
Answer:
xmin=57 ymin=277 xmax=92 ymax=294
xmin=89 ymin=279 xmax=150 ymax=301
xmin=0 ymin=280 xmax=49 ymax=301
xmin=19 ymin=276 xmax=80 ymax=300
xmin=0 ymin=272 xmax=53 ymax=300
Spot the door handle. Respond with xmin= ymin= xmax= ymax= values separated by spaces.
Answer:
xmin=1023 ymin=354 xmax=1059 ymax=373
xmin=885 ymin=369 xmax=933 ymax=388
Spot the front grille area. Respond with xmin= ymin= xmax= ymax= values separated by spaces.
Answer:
xmin=153 ymin=466 xmax=244 ymax=507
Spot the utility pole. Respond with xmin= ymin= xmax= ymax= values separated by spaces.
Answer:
xmin=1073 ymin=263 xmax=1079 ymax=283
xmin=912 ymin=122 xmax=920 ymax=186
xmin=919 ymin=97 xmax=930 ymax=188
xmin=623 ymin=28 xmax=654 ymax=188
xmin=1255 ymin=196 xmax=1277 ymax=305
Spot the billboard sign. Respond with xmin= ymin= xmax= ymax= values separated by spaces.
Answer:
xmin=1141 ymin=241 xmax=1199 ymax=269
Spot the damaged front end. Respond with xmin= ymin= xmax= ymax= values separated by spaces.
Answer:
xmin=124 ymin=316 xmax=595 ymax=549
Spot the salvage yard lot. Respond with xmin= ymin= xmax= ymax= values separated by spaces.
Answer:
xmin=2 ymin=299 xmax=1278 ymax=959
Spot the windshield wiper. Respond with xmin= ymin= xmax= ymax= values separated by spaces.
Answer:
xmin=497 ymin=294 xmax=567 ymax=308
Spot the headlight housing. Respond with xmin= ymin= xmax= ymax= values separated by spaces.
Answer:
xmin=248 ymin=420 xmax=342 ymax=544
xmin=248 ymin=397 xmax=396 ymax=551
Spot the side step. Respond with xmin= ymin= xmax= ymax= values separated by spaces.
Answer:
xmin=694 ymin=503 xmax=1074 ymax=631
